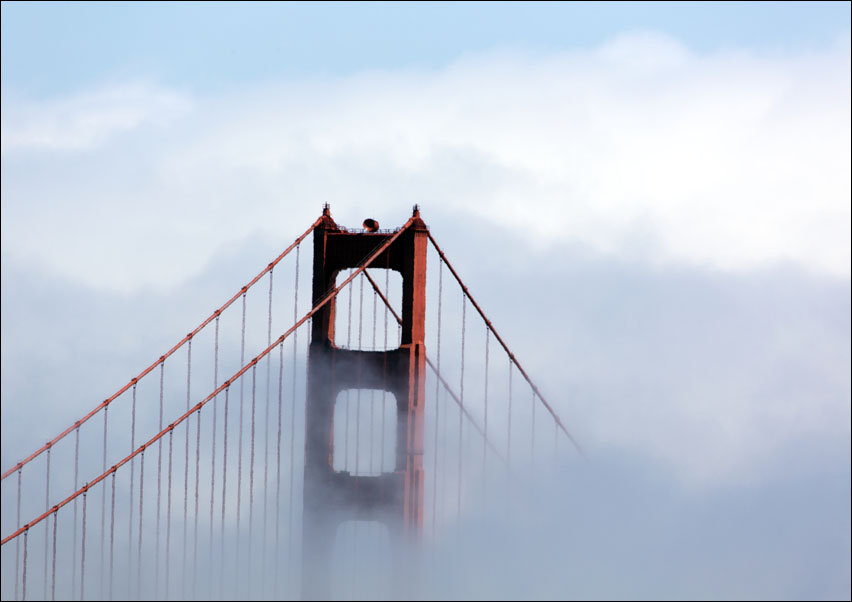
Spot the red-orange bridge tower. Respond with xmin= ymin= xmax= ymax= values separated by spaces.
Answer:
xmin=302 ymin=206 xmax=428 ymax=598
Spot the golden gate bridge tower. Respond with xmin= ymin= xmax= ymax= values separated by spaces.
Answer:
xmin=302 ymin=206 xmax=428 ymax=599
xmin=0 ymin=205 xmax=581 ymax=601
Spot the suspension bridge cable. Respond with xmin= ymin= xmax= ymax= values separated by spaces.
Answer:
xmin=16 ymin=468 xmax=21 ymax=601
xmin=109 ymin=471 xmax=116 ymax=601
xmin=361 ymin=268 xmax=505 ymax=461
xmin=71 ymin=427 xmax=79 ymax=601
xmin=263 ymin=269 xmax=274 ymax=597
xmin=129 ymin=382 xmax=137 ymax=599
xmin=356 ymin=274 xmax=364 ymax=475
xmin=165 ymin=429 xmax=173 ymax=601
xmin=51 ymin=509 xmax=57 ymax=601
xmin=99 ymin=408 xmax=107 ymax=600
xmin=284 ymin=244 xmax=301 ymax=593
xmin=1 ymin=218 xmax=323 ymax=482
xmin=22 ymin=528 xmax=28 ymax=601
xmin=275 ymin=341 xmax=284 ymax=598
xmin=432 ymin=258 xmax=443 ymax=536
xmin=155 ymin=362 xmax=165 ymax=600
xmin=209 ymin=316 xmax=219 ymax=600
xmin=426 ymin=233 xmax=582 ymax=455
xmin=1 ymin=218 xmax=416 ymax=548
xmin=182 ymin=341 xmax=191 ymax=600
xmin=193 ymin=404 xmax=201 ymax=595
xmin=43 ymin=447 xmax=51 ymax=601
xmin=382 ymin=264 xmax=389 ymax=474
xmin=220 ymin=386 xmax=230 ymax=599
xmin=345 ymin=270 xmax=353 ymax=471
xmin=286 ymin=247 xmax=300 ymax=595
xmin=370 ymin=273 xmax=377 ymax=474
xmin=248 ymin=364 xmax=257 ymax=599
xmin=236 ymin=292 xmax=246 ymax=594
xmin=297 ymin=317 xmax=311 ymax=594
xmin=138 ymin=448 xmax=145 ymax=598
xmin=80 ymin=487 xmax=87 ymax=601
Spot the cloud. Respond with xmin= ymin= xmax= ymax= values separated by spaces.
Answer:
xmin=0 ymin=81 xmax=191 ymax=153
xmin=1 ymin=31 xmax=850 ymax=297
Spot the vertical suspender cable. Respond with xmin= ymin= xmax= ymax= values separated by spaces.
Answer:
xmin=286 ymin=248 xmax=300 ymax=591
xmin=298 ymin=316 xmax=311 ymax=593
xmin=129 ymin=383 xmax=137 ymax=598
xmin=137 ymin=449 xmax=145 ymax=597
xmin=275 ymin=341 xmax=284 ymax=597
xmin=109 ymin=471 xmax=116 ymax=601
xmin=193 ymin=403 xmax=201 ymax=595
xmin=44 ymin=447 xmax=51 ymax=600
xmin=210 ymin=316 xmax=219 ymax=600
xmin=71 ymin=427 xmax=79 ymax=601
xmin=248 ymin=364 xmax=257 ymax=599
xmin=156 ymin=361 xmax=164 ymax=600
xmin=101 ymin=409 xmax=108 ymax=600
xmin=16 ymin=467 xmax=22 ymax=602
xmin=370 ymin=278 xmax=379 ymax=474
xmin=370 ymin=278 xmax=377 ymax=473
xmin=354 ymin=274 xmax=365 ymax=595
xmin=220 ymin=386 xmax=230 ymax=598
xmin=381 ymin=266 xmax=389 ymax=473
xmin=263 ymin=270 xmax=274 ymax=597
xmin=182 ymin=341 xmax=191 ymax=600
xmin=345 ymin=273 xmax=353 ymax=470
xmin=51 ymin=509 xmax=57 ymax=601
xmin=21 ymin=529 xmax=28 ymax=602
xmin=236 ymin=293 xmax=246 ymax=592
xmin=100 ymin=409 xmax=107 ymax=600
xmin=457 ymin=295 xmax=466 ymax=517
xmin=432 ymin=259 xmax=443 ymax=536
xmin=165 ymin=428 xmax=174 ymax=601
xmin=286 ymin=244 xmax=300 ymax=592
xmin=80 ymin=487 xmax=87 ymax=601
xmin=356 ymin=274 xmax=364 ymax=475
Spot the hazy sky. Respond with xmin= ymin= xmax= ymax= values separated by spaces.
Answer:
xmin=1 ymin=2 xmax=850 ymax=599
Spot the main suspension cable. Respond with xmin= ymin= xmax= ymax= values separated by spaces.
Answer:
xmin=2 ymin=217 xmax=416 ymax=547
xmin=427 ymin=233 xmax=582 ymax=454
xmin=2 ymin=218 xmax=323 ymax=481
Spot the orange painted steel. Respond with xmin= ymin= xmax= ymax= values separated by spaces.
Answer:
xmin=1 ymin=217 xmax=324 ymax=482
xmin=1 ymin=217 xmax=414 ymax=546
xmin=426 ymin=232 xmax=583 ymax=455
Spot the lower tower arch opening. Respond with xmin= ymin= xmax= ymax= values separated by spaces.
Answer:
xmin=333 ymin=389 xmax=398 ymax=476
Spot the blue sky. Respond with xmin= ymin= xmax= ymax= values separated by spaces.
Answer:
xmin=1 ymin=2 xmax=850 ymax=600
xmin=2 ymin=1 xmax=850 ymax=94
